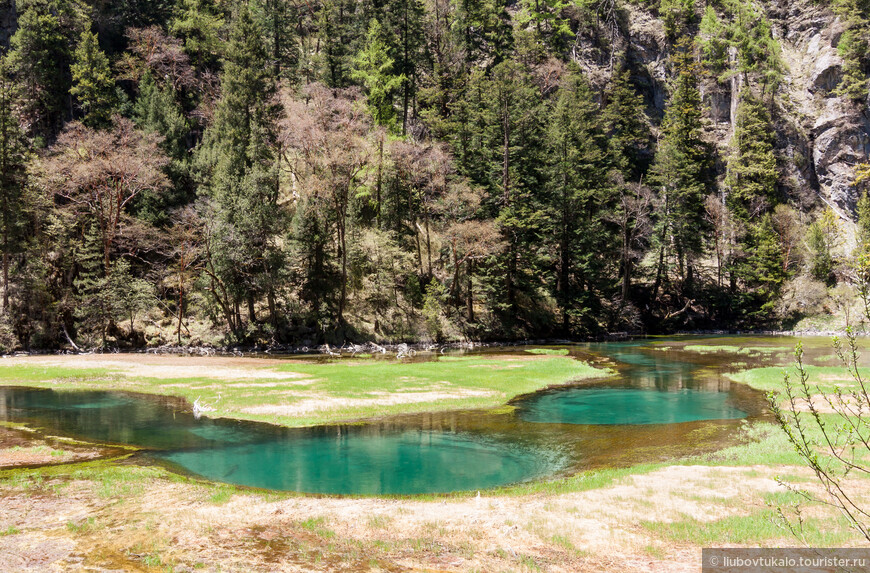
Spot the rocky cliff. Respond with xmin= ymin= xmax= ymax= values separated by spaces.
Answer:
xmin=572 ymin=0 xmax=867 ymax=236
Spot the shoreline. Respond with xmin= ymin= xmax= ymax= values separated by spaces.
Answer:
xmin=3 ymin=329 xmax=861 ymax=358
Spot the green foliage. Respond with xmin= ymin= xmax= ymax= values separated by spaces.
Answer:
xmin=70 ymin=30 xmax=116 ymax=128
xmin=169 ymin=0 xmax=226 ymax=70
xmin=422 ymin=280 xmax=448 ymax=340
xmin=133 ymin=72 xmax=191 ymax=221
xmin=698 ymin=6 xmax=729 ymax=77
xmin=730 ymin=1 xmax=783 ymax=92
xmin=726 ymin=90 xmax=778 ymax=221
xmin=318 ymin=0 xmax=356 ymax=88
xmin=7 ymin=0 xmax=87 ymax=138
xmin=833 ymin=0 xmax=870 ymax=100
xmin=0 ymin=61 xmax=30 ymax=314
xmin=836 ymin=29 xmax=869 ymax=100
xmin=197 ymin=3 xmax=285 ymax=336
xmin=544 ymin=65 xmax=610 ymax=333
xmin=471 ymin=60 xmax=547 ymax=323
xmin=807 ymin=209 xmax=839 ymax=284
xmin=697 ymin=2 xmax=784 ymax=93
xmin=768 ymin=335 xmax=870 ymax=542
xmin=251 ymin=0 xmax=299 ymax=80
xmin=857 ymin=191 xmax=870 ymax=247
xmin=659 ymin=0 xmax=695 ymax=39
xmin=517 ymin=0 xmax=573 ymax=52
xmin=650 ymin=38 xmax=713 ymax=292
xmin=735 ymin=214 xmax=785 ymax=321
xmin=454 ymin=0 xmax=514 ymax=66
xmin=72 ymin=221 xmax=111 ymax=346
xmin=602 ymin=65 xmax=650 ymax=180
xmin=352 ymin=19 xmax=405 ymax=129
xmin=107 ymin=258 xmax=155 ymax=333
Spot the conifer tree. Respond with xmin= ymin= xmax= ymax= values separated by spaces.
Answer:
xmin=478 ymin=60 xmax=545 ymax=318
xmin=726 ymin=90 xmax=778 ymax=221
xmin=198 ymin=3 xmax=285 ymax=335
xmin=352 ymin=19 xmax=405 ymax=129
xmin=736 ymin=213 xmax=785 ymax=322
xmin=602 ymin=65 xmax=649 ymax=181
xmin=73 ymin=220 xmax=111 ymax=346
xmin=383 ymin=0 xmax=426 ymax=133
xmin=0 ymin=63 xmax=29 ymax=314
xmin=659 ymin=0 xmax=695 ymax=40
xmin=253 ymin=0 xmax=299 ymax=80
xmin=133 ymin=72 xmax=192 ymax=221
xmin=833 ymin=0 xmax=870 ymax=100
xmin=169 ymin=0 xmax=226 ymax=70
xmin=7 ymin=0 xmax=87 ymax=139
xmin=70 ymin=29 xmax=116 ymax=128
xmin=545 ymin=65 xmax=607 ymax=333
xmin=518 ymin=0 xmax=572 ymax=53
xmin=319 ymin=0 xmax=355 ymax=88
xmin=650 ymin=37 xmax=713 ymax=297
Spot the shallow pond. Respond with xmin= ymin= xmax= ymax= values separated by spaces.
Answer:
xmin=0 ymin=337 xmax=784 ymax=495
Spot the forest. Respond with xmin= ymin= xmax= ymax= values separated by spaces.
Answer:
xmin=0 ymin=0 xmax=868 ymax=349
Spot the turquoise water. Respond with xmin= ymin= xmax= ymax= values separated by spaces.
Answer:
xmin=519 ymin=388 xmax=746 ymax=425
xmin=0 ymin=339 xmax=763 ymax=494
xmin=517 ymin=341 xmax=748 ymax=425
xmin=0 ymin=387 xmax=562 ymax=494
xmin=162 ymin=429 xmax=559 ymax=495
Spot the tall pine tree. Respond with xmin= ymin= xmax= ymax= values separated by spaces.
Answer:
xmin=198 ymin=3 xmax=285 ymax=335
xmin=0 ymin=62 xmax=30 ymax=314
xmin=650 ymin=37 xmax=713 ymax=299
xmin=70 ymin=29 xmax=116 ymax=128
xmin=544 ymin=65 xmax=608 ymax=334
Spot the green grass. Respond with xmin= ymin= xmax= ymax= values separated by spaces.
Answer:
xmin=683 ymin=345 xmax=790 ymax=355
xmin=0 ymin=355 xmax=608 ymax=427
xmin=0 ymin=365 xmax=114 ymax=381
xmin=525 ymin=348 xmax=569 ymax=356
xmin=299 ymin=516 xmax=336 ymax=538
xmin=492 ymin=462 xmax=666 ymax=496
xmin=641 ymin=511 xmax=857 ymax=546
xmin=729 ymin=365 xmax=870 ymax=394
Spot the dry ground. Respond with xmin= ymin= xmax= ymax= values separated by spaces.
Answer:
xmin=0 ymin=351 xmax=863 ymax=572
xmin=0 ymin=460 xmax=797 ymax=573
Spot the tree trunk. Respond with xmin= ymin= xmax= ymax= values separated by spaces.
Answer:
xmin=2 ymin=238 xmax=7 ymax=314
xmin=338 ymin=218 xmax=347 ymax=324
xmin=466 ymin=259 xmax=474 ymax=323
xmin=247 ymin=293 xmax=257 ymax=324
xmin=652 ymin=244 xmax=666 ymax=302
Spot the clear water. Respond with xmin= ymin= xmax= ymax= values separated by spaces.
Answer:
xmin=162 ymin=428 xmax=560 ymax=495
xmin=0 ymin=339 xmax=768 ymax=494
xmin=519 ymin=388 xmax=746 ymax=425
xmin=517 ymin=341 xmax=748 ymax=425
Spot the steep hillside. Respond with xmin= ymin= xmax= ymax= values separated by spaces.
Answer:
xmin=0 ymin=0 xmax=868 ymax=349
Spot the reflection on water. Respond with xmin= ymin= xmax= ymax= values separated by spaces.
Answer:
xmin=163 ymin=428 xmax=562 ymax=495
xmin=519 ymin=388 xmax=746 ymax=425
xmin=0 ymin=338 xmax=778 ymax=494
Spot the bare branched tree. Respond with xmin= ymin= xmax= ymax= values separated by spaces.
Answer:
xmin=770 ymin=331 xmax=870 ymax=542
xmin=40 ymin=117 xmax=169 ymax=274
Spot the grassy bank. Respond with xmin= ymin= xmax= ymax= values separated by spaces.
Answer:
xmin=0 ymin=353 xmax=608 ymax=427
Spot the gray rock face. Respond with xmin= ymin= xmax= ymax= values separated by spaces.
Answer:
xmin=812 ymin=102 xmax=870 ymax=214
xmin=768 ymin=0 xmax=869 ymax=220
xmin=808 ymin=43 xmax=843 ymax=94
